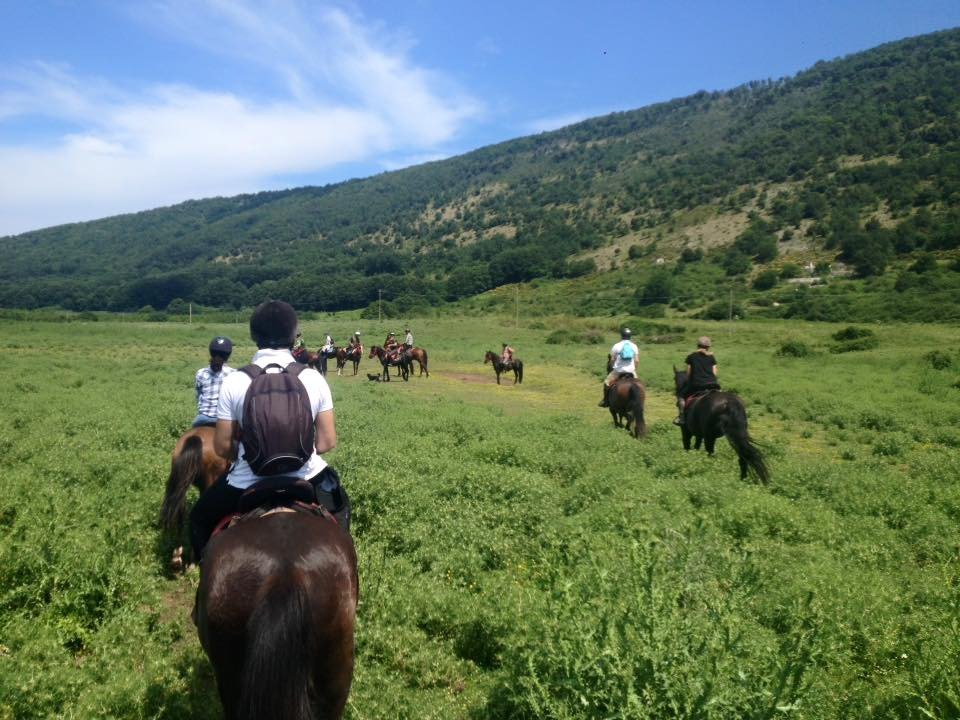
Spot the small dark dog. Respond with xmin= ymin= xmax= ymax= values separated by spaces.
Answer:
xmin=366 ymin=373 xmax=382 ymax=382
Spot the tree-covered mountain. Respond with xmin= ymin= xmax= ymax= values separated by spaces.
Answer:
xmin=2 ymin=28 xmax=959 ymax=317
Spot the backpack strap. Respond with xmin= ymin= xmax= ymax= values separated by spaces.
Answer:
xmin=284 ymin=362 xmax=306 ymax=377
xmin=241 ymin=364 xmax=262 ymax=380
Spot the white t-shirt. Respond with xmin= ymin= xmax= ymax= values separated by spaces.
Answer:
xmin=610 ymin=339 xmax=639 ymax=374
xmin=216 ymin=348 xmax=334 ymax=489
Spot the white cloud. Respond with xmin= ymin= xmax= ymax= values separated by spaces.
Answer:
xmin=0 ymin=1 xmax=482 ymax=236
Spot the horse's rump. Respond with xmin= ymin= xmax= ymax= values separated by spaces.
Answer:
xmin=197 ymin=512 xmax=358 ymax=720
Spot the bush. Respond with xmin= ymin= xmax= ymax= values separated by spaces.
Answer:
xmin=923 ymin=350 xmax=952 ymax=370
xmin=777 ymin=340 xmax=812 ymax=358
xmin=779 ymin=263 xmax=801 ymax=279
xmin=545 ymin=329 xmax=605 ymax=345
xmin=753 ymin=270 xmax=779 ymax=290
xmin=832 ymin=326 xmax=874 ymax=342
xmin=830 ymin=336 xmax=880 ymax=353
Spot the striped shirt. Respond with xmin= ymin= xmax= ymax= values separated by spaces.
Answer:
xmin=195 ymin=365 xmax=235 ymax=417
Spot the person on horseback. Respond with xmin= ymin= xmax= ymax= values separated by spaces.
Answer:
xmin=347 ymin=331 xmax=362 ymax=358
xmin=193 ymin=336 xmax=235 ymax=427
xmin=292 ymin=330 xmax=307 ymax=362
xmin=501 ymin=343 xmax=514 ymax=365
xmin=404 ymin=327 xmax=413 ymax=350
xmin=321 ymin=333 xmax=335 ymax=355
xmin=385 ymin=332 xmax=400 ymax=361
xmin=675 ymin=336 xmax=720 ymax=425
xmin=189 ymin=300 xmax=350 ymax=563
xmin=599 ymin=328 xmax=639 ymax=407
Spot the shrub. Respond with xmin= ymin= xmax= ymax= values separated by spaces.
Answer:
xmin=830 ymin=336 xmax=880 ymax=353
xmin=777 ymin=340 xmax=812 ymax=358
xmin=923 ymin=350 xmax=952 ymax=370
xmin=832 ymin=326 xmax=874 ymax=342
xmin=752 ymin=270 xmax=779 ymax=290
xmin=780 ymin=263 xmax=801 ymax=279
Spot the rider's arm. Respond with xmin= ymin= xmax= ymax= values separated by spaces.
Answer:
xmin=214 ymin=419 xmax=239 ymax=461
xmin=314 ymin=409 xmax=336 ymax=453
xmin=686 ymin=363 xmax=694 ymax=380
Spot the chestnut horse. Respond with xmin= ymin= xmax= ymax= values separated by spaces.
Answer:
xmin=369 ymin=345 xmax=409 ymax=381
xmin=195 ymin=511 xmax=358 ymax=720
xmin=160 ymin=426 xmax=229 ymax=571
xmin=405 ymin=347 xmax=429 ymax=377
xmin=605 ymin=374 xmax=647 ymax=439
xmin=336 ymin=346 xmax=362 ymax=376
xmin=484 ymin=351 xmax=523 ymax=385
xmin=673 ymin=367 xmax=769 ymax=483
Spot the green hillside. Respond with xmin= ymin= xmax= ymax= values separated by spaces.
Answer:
xmin=2 ymin=28 xmax=960 ymax=318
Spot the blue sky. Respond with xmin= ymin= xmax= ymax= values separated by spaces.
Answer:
xmin=2 ymin=1 xmax=959 ymax=237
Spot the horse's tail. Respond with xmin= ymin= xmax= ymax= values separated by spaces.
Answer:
xmin=722 ymin=402 xmax=769 ymax=484
xmin=421 ymin=349 xmax=429 ymax=376
xmin=516 ymin=360 xmax=523 ymax=384
xmin=239 ymin=571 xmax=313 ymax=720
xmin=630 ymin=382 xmax=646 ymax=438
xmin=160 ymin=435 xmax=203 ymax=531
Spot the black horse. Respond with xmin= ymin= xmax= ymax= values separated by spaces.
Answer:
xmin=484 ymin=351 xmax=523 ymax=385
xmin=369 ymin=345 xmax=410 ymax=381
xmin=195 ymin=508 xmax=358 ymax=720
xmin=673 ymin=368 xmax=769 ymax=483
xmin=317 ymin=346 xmax=339 ymax=376
xmin=606 ymin=374 xmax=646 ymax=439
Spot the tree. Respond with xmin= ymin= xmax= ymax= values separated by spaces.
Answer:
xmin=635 ymin=270 xmax=675 ymax=306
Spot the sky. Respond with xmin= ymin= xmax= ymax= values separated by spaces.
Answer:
xmin=1 ymin=1 xmax=959 ymax=238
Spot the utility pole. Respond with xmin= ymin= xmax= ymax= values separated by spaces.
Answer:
xmin=515 ymin=286 xmax=519 ymax=329
xmin=378 ymin=289 xmax=382 ymax=323
xmin=189 ymin=303 xmax=192 ymax=324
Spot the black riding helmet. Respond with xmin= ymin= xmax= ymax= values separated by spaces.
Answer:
xmin=209 ymin=336 xmax=233 ymax=357
xmin=249 ymin=300 xmax=298 ymax=349
xmin=621 ymin=328 xmax=632 ymax=339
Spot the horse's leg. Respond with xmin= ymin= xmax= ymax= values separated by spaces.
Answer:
xmin=704 ymin=434 xmax=716 ymax=454
xmin=609 ymin=407 xmax=619 ymax=427
xmin=739 ymin=455 xmax=749 ymax=480
xmin=681 ymin=427 xmax=692 ymax=451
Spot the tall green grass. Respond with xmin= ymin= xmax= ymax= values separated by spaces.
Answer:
xmin=0 ymin=316 xmax=958 ymax=718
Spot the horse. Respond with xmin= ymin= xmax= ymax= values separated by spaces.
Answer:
xmin=195 ymin=510 xmax=358 ymax=720
xmin=673 ymin=367 xmax=769 ymax=483
xmin=484 ymin=351 xmax=523 ymax=385
xmin=606 ymin=374 xmax=647 ymax=439
xmin=405 ymin=346 xmax=429 ymax=377
xmin=292 ymin=347 xmax=320 ymax=370
xmin=316 ymin=346 xmax=339 ymax=376
xmin=369 ymin=345 xmax=410 ymax=381
xmin=336 ymin=346 xmax=362 ymax=376
xmin=159 ymin=425 xmax=229 ymax=571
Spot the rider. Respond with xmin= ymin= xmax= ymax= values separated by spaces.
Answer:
xmin=292 ymin=330 xmax=307 ymax=361
xmin=675 ymin=336 xmax=720 ymax=425
xmin=193 ymin=336 xmax=235 ymax=427
xmin=501 ymin=343 xmax=514 ymax=365
xmin=188 ymin=300 xmax=350 ymax=563
xmin=404 ymin=327 xmax=414 ymax=350
xmin=321 ymin=333 xmax=335 ymax=355
xmin=384 ymin=332 xmax=400 ymax=360
xmin=599 ymin=328 xmax=639 ymax=407
xmin=347 ymin=331 xmax=362 ymax=357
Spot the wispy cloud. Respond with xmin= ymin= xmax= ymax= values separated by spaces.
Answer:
xmin=0 ymin=1 xmax=482 ymax=236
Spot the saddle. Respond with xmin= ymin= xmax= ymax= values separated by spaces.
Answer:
xmin=683 ymin=390 xmax=714 ymax=410
xmin=211 ymin=477 xmax=334 ymax=539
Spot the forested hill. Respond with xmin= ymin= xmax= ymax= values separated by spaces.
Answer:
xmin=2 ymin=28 xmax=960 ymax=316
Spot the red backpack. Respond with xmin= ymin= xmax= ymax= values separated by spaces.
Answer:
xmin=239 ymin=363 xmax=315 ymax=476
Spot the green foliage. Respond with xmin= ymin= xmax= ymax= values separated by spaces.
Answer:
xmin=832 ymin=326 xmax=875 ymax=342
xmin=924 ymin=350 xmax=952 ymax=369
xmin=752 ymin=269 xmax=779 ymax=290
xmin=1 ymin=316 xmax=960 ymax=718
xmin=777 ymin=340 xmax=813 ymax=357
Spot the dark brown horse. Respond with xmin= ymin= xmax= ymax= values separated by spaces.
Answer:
xmin=484 ymin=351 xmax=523 ymax=385
xmin=336 ymin=346 xmax=362 ymax=376
xmin=195 ymin=511 xmax=358 ymax=720
xmin=673 ymin=367 xmax=769 ymax=483
xmin=405 ymin=346 xmax=429 ymax=377
xmin=606 ymin=374 xmax=647 ymax=439
xmin=292 ymin=347 xmax=321 ymax=370
xmin=316 ymin=346 xmax=339 ymax=376
xmin=160 ymin=426 xmax=229 ymax=571
xmin=369 ymin=345 xmax=409 ymax=381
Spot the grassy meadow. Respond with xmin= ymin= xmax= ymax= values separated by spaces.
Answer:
xmin=0 ymin=313 xmax=958 ymax=719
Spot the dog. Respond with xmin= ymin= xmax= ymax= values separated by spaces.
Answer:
xmin=366 ymin=373 xmax=382 ymax=382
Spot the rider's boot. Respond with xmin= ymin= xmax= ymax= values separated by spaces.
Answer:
xmin=598 ymin=383 xmax=609 ymax=408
